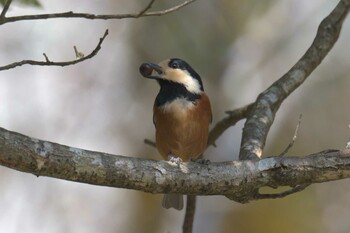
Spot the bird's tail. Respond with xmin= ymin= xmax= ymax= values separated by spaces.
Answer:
xmin=162 ymin=194 xmax=184 ymax=210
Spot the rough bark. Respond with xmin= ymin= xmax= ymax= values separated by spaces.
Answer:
xmin=1 ymin=127 xmax=349 ymax=203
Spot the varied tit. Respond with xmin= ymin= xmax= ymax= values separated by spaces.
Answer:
xmin=139 ymin=58 xmax=212 ymax=210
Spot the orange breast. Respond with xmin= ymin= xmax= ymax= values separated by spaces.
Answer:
xmin=153 ymin=93 xmax=212 ymax=161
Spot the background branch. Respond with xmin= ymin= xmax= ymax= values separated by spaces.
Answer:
xmin=1 ymin=126 xmax=350 ymax=204
xmin=0 ymin=0 xmax=196 ymax=25
xmin=137 ymin=0 xmax=156 ymax=17
xmin=183 ymin=195 xmax=196 ymax=233
xmin=0 ymin=29 xmax=108 ymax=71
xmin=207 ymin=103 xmax=253 ymax=147
xmin=239 ymin=0 xmax=350 ymax=160
xmin=0 ymin=0 xmax=12 ymax=18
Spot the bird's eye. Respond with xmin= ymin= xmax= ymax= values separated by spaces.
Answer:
xmin=170 ymin=62 xmax=179 ymax=69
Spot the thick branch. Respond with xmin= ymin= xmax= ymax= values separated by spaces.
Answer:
xmin=1 ymin=126 xmax=350 ymax=203
xmin=0 ymin=0 xmax=196 ymax=25
xmin=0 ymin=29 xmax=108 ymax=71
xmin=239 ymin=0 xmax=350 ymax=160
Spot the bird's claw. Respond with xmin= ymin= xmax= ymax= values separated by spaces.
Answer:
xmin=168 ymin=154 xmax=183 ymax=166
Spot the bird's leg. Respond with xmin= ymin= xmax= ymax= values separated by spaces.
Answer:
xmin=167 ymin=153 xmax=183 ymax=166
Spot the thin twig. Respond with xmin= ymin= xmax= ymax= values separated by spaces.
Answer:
xmin=137 ymin=0 xmax=156 ymax=17
xmin=0 ymin=29 xmax=108 ymax=71
xmin=0 ymin=0 xmax=197 ymax=25
xmin=42 ymin=53 xmax=50 ymax=62
xmin=145 ymin=0 xmax=196 ymax=16
xmin=144 ymin=139 xmax=156 ymax=148
xmin=73 ymin=46 xmax=84 ymax=59
xmin=183 ymin=195 xmax=196 ymax=233
xmin=0 ymin=0 xmax=13 ymax=18
xmin=279 ymin=114 xmax=302 ymax=157
xmin=254 ymin=184 xmax=310 ymax=200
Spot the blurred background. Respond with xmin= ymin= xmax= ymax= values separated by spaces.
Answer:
xmin=0 ymin=0 xmax=350 ymax=232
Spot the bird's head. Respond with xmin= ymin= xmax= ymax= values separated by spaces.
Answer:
xmin=139 ymin=58 xmax=204 ymax=94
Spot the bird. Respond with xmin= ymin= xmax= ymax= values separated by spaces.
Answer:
xmin=139 ymin=58 xmax=212 ymax=210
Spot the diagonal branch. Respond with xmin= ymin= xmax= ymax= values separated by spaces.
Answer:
xmin=0 ymin=0 xmax=197 ymax=25
xmin=239 ymin=0 xmax=350 ymax=160
xmin=207 ymin=103 xmax=253 ymax=147
xmin=1 ymin=126 xmax=350 ymax=204
xmin=137 ymin=0 xmax=156 ymax=17
xmin=0 ymin=0 xmax=12 ymax=18
xmin=0 ymin=29 xmax=108 ymax=71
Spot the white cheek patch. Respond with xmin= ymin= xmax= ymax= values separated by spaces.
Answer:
xmin=181 ymin=71 xmax=202 ymax=94
xmin=166 ymin=69 xmax=202 ymax=94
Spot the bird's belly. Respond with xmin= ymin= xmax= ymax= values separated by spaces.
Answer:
xmin=155 ymin=110 xmax=209 ymax=161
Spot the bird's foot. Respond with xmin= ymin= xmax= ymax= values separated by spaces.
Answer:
xmin=168 ymin=154 xmax=183 ymax=167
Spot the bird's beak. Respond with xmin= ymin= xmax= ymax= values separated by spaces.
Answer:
xmin=139 ymin=63 xmax=163 ymax=79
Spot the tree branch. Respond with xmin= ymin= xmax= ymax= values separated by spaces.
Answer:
xmin=0 ymin=0 xmax=197 ymax=25
xmin=137 ymin=0 xmax=156 ymax=18
xmin=144 ymin=138 xmax=156 ymax=148
xmin=207 ymin=103 xmax=253 ymax=147
xmin=278 ymin=114 xmax=302 ymax=157
xmin=0 ymin=29 xmax=108 ymax=71
xmin=183 ymin=195 xmax=196 ymax=233
xmin=0 ymin=0 xmax=196 ymax=71
xmin=1 ymin=126 xmax=350 ymax=204
xmin=0 ymin=0 xmax=12 ymax=18
xmin=254 ymin=184 xmax=310 ymax=200
xmin=239 ymin=0 xmax=350 ymax=160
